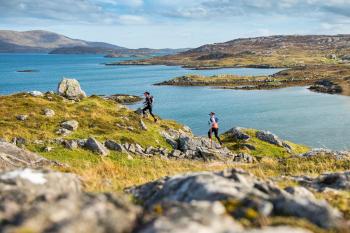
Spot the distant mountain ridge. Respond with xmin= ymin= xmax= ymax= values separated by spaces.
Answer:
xmin=0 ymin=30 xmax=188 ymax=55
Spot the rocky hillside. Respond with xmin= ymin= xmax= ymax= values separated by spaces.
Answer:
xmin=114 ymin=35 xmax=350 ymax=68
xmin=0 ymin=79 xmax=349 ymax=232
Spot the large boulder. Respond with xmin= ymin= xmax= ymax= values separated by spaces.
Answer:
xmin=256 ymin=130 xmax=283 ymax=147
xmin=128 ymin=169 xmax=342 ymax=229
xmin=177 ymin=134 xmax=234 ymax=161
xmin=225 ymin=127 xmax=250 ymax=141
xmin=0 ymin=169 xmax=141 ymax=233
xmin=57 ymin=78 xmax=87 ymax=100
xmin=0 ymin=141 xmax=60 ymax=169
xmin=256 ymin=130 xmax=291 ymax=151
xmin=85 ymin=137 xmax=109 ymax=156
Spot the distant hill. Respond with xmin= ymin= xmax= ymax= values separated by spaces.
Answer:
xmin=0 ymin=30 xmax=189 ymax=55
xmin=49 ymin=46 xmax=189 ymax=55
xmin=116 ymin=34 xmax=350 ymax=68
xmin=0 ymin=30 xmax=125 ymax=53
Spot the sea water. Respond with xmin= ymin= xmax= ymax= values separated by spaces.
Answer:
xmin=1 ymin=53 xmax=350 ymax=150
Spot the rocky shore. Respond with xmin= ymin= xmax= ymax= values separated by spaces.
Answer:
xmin=0 ymin=78 xmax=349 ymax=232
xmin=155 ymin=65 xmax=350 ymax=96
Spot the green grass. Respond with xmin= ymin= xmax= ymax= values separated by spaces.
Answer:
xmin=0 ymin=93 xmax=178 ymax=150
xmin=1 ymin=93 xmax=350 ymax=232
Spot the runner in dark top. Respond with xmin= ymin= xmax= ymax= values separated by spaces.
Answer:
xmin=142 ymin=91 xmax=157 ymax=122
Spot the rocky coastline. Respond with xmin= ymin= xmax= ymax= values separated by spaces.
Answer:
xmin=0 ymin=78 xmax=349 ymax=233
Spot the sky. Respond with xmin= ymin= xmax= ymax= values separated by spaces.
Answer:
xmin=1 ymin=0 xmax=350 ymax=48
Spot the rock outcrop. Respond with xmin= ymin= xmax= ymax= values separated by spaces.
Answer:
xmin=0 ymin=169 xmax=141 ymax=233
xmin=298 ymin=148 xmax=350 ymax=160
xmin=0 ymin=142 xmax=60 ymax=169
xmin=128 ymin=169 xmax=342 ymax=229
xmin=138 ymin=201 xmax=244 ymax=233
xmin=161 ymin=129 xmax=237 ymax=161
xmin=225 ymin=127 xmax=250 ymax=141
xmin=57 ymin=78 xmax=87 ymax=100
xmin=85 ymin=137 xmax=109 ymax=156
xmin=256 ymin=130 xmax=292 ymax=151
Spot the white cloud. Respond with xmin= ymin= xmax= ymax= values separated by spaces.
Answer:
xmin=0 ymin=0 xmax=146 ymax=25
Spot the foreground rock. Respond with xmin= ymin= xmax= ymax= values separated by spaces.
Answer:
xmin=139 ymin=201 xmax=244 ymax=233
xmin=139 ymin=199 xmax=312 ymax=233
xmin=294 ymin=171 xmax=350 ymax=191
xmin=57 ymin=78 xmax=87 ymax=100
xmin=128 ymin=169 xmax=342 ymax=229
xmin=0 ymin=169 xmax=141 ymax=233
xmin=0 ymin=141 xmax=60 ymax=169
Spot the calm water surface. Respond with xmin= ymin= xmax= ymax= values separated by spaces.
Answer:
xmin=1 ymin=53 xmax=350 ymax=150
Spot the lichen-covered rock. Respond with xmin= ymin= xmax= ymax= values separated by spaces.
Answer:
xmin=0 ymin=169 xmax=141 ymax=233
xmin=138 ymin=201 xmax=243 ymax=233
xmin=57 ymin=78 xmax=87 ymax=100
xmin=128 ymin=169 xmax=342 ymax=229
xmin=85 ymin=137 xmax=109 ymax=156
xmin=0 ymin=142 xmax=60 ymax=169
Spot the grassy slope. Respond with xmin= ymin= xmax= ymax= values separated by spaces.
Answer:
xmin=1 ymin=93 xmax=349 ymax=232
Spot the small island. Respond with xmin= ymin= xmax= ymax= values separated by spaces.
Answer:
xmin=17 ymin=69 xmax=39 ymax=73
xmin=156 ymin=65 xmax=350 ymax=95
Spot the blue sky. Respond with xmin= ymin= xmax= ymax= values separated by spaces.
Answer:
xmin=1 ymin=0 xmax=350 ymax=48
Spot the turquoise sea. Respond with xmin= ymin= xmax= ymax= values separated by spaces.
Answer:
xmin=1 ymin=53 xmax=350 ymax=150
